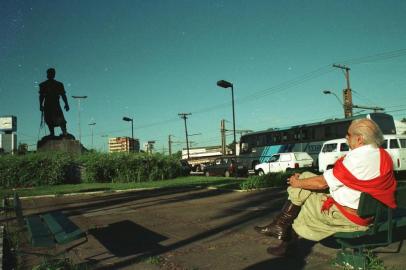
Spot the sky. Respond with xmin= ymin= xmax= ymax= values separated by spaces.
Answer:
xmin=1 ymin=0 xmax=406 ymax=153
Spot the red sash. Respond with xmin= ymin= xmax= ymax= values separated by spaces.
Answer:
xmin=321 ymin=197 xmax=373 ymax=226
xmin=332 ymin=148 xmax=397 ymax=208
xmin=321 ymin=148 xmax=397 ymax=226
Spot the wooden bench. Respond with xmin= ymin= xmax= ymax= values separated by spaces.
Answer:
xmin=10 ymin=193 xmax=87 ymax=251
xmin=333 ymin=185 xmax=406 ymax=269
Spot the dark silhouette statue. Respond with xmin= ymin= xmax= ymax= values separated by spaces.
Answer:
xmin=39 ymin=68 xmax=70 ymax=136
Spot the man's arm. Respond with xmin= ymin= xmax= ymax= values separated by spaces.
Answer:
xmin=39 ymin=88 xmax=44 ymax=111
xmin=59 ymin=83 xmax=70 ymax=111
xmin=288 ymin=173 xmax=329 ymax=190
xmin=61 ymin=93 xmax=70 ymax=111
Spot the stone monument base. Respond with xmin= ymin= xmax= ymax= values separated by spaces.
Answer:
xmin=37 ymin=134 xmax=83 ymax=154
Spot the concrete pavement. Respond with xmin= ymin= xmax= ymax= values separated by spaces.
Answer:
xmin=13 ymin=186 xmax=406 ymax=270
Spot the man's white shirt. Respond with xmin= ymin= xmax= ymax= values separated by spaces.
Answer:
xmin=323 ymin=144 xmax=381 ymax=209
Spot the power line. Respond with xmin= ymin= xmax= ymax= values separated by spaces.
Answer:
xmin=338 ymin=48 xmax=406 ymax=65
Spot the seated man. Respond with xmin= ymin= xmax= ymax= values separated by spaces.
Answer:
xmin=254 ymin=118 xmax=397 ymax=256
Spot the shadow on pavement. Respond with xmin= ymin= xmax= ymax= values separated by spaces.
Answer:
xmin=89 ymin=220 xmax=167 ymax=257
xmin=244 ymin=239 xmax=316 ymax=270
xmin=92 ymin=190 xmax=291 ymax=269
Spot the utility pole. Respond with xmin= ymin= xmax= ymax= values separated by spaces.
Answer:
xmin=71 ymin=95 xmax=88 ymax=144
xmin=178 ymin=113 xmax=191 ymax=159
xmin=168 ymin=135 xmax=173 ymax=156
xmin=333 ymin=64 xmax=352 ymax=118
xmin=221 ymin=119 xmax=226 ymax=155
xmin=88 ymin=122 xmax=96 ymax=149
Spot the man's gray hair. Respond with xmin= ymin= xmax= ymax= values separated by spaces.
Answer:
xmin=351 ymin=118 xmax=384 ymax=147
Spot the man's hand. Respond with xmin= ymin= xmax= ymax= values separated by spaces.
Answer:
xmin=287 ymin=173 xmax=301 ymax=188
xmin=64 ymin=104 xmax=70 ymax=111
xmin=40 ymin=105 xmax=44 ymax=112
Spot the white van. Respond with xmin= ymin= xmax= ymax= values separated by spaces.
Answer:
xmin=318 ymin=135 xmax=406 ymax=173
xmin=318 ymin=139 xmax=350 ymax=172
xmin=255 ymin=152 xmax=313 ymax=175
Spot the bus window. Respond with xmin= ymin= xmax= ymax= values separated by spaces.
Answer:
xmin=314 ymin=126 xmax=324 ymax=140
xmin=381 ymin=140 xmax=388 ymax=149
xmin=274 ymin=132 xmax=282 ymax=144
xmin=258 ymin=135 xmax=267 ymax=147
xmin=400 ymin=139 xmax=406 ymax=148
xmin=325 ymin=125 xmax=332 ymax=138
xmin=241 ymin=142 xmax=250 ymax=153
xmin=390 ymin=139 xmax=400 ymax=149
xmin=370 ymin=113 xmax=396 ymax=134
xmin=266 ymin=134 xmax=273 ymax=145
xmin=282 ymin=132 xmax=288 ymax=142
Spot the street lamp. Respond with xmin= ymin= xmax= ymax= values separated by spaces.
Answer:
xmin=217 ymin=80 xmax=236 ymax=155
xmin=122 ymin=117 xmax=134 ymax=151
xmin=323 ymin=90 xmax=344 ymax=108
xmin=71 ymin=95 xmax=88 ymax=144
xmin=323 ymin=90 xmax=384 ymax=116
xmin=88 ymin=122 xmax=96 ymax=149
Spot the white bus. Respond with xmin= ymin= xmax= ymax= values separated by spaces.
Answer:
xmin=238 ymin=113 xmax=397 ymax=170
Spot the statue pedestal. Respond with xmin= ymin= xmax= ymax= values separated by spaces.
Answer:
xmin=37 ymin=134 xmax=83 ymax=154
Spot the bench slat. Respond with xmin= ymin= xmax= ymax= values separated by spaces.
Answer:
xmin=26 ymin=215 xmax=54 ymax=247
xmin=396 ymin=186 xmax=406 ymax=208
xmin=41 ymin=212 xmax=85 ymax=244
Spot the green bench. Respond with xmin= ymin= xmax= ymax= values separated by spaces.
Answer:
xmin=9 ymin=193 xmax=87 ymax=250
xmin=333 ymin=185 xmax=406 ymax=269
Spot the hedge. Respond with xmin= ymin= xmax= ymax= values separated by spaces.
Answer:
xmin=0 ymin=152 xmax=183 ymax=188
xmin=240 ymin=168 xmax=320 ymax=190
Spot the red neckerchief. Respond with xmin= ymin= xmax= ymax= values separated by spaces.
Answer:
xmin=332 ymin=148 xmax=397 ymax=209
xmin=321 ymin=147 xmax=397 ymax=226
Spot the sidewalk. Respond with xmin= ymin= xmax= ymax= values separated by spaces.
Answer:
xmin=14 ymin=187 xmax=406 ymax=269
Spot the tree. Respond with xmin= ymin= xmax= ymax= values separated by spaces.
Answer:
xmin=17 ymin=143 xmax=28 ymax=155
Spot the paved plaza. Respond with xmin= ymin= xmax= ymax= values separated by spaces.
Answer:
xmin=9 ymin=187 xmax=406 ymax=269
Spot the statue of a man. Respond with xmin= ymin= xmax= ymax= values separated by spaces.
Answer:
xmin=39 ymin=68 xmax=70 ymax=136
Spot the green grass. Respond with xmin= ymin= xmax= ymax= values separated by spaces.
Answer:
xmin=0 ymin=176 xmax=247 ymax=198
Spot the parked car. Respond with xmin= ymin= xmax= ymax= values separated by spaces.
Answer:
xmin=318 ymin=139 xmax=350 ymax=172
xmin=180 ymin=159 xmax=192 ymax=176
xmin=319 ymin=135 xmax=406 ymax=173
xmin=255 ymin=152 xmax=314 ymax=175
xmin=203 ymin=156 xmax=248 ymax=177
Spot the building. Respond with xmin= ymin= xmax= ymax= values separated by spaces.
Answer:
xmin=108 ymin=137 xmax=140 ymax=153
xmin=0 ymin=115 xmax=17 ymax=154
xmin=0 ymin=133 xmax=17 ymax=154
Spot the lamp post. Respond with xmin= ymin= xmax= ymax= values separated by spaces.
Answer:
xmin=323 ymin=90 xmax=384 ymax=116
xmin=101 ymin=134 xmax=108 ymax=152
xmin=178 ymin=113 xmax=191 ymax=159
xmin=217 ymin=80 xmax=236 ymax=155
xmin=122 ymin=116 xmax=134 ymax=152
xmin=323 ymin=90 xmax=344 ymax=107
xmin=88 ymin=122 xmax=96 ymax=149
xmin=71 ymin=95 xmax=88 ymax=144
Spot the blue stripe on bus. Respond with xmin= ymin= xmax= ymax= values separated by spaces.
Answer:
xmin=260 ymin=145 xmax=283 ymax=163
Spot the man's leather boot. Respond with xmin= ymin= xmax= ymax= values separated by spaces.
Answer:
xmin=254 ymin=200 xmax=301 ymax=240
xmin=267 ymin=229 xmax=299 ymax=257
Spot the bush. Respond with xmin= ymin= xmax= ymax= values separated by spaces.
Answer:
xmin=0 ymin=152 xmax=184 ymax=187
xmin=240 ymin=172 xmax=288 ymax=190
xmin=240 ymin=168 xmax=318 ymax=190
xmin=0 ymin=152 xmax=77 ymax=188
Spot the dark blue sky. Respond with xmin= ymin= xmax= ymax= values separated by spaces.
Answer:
xmin=1 ymin=0 xmax=406 ymax=152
